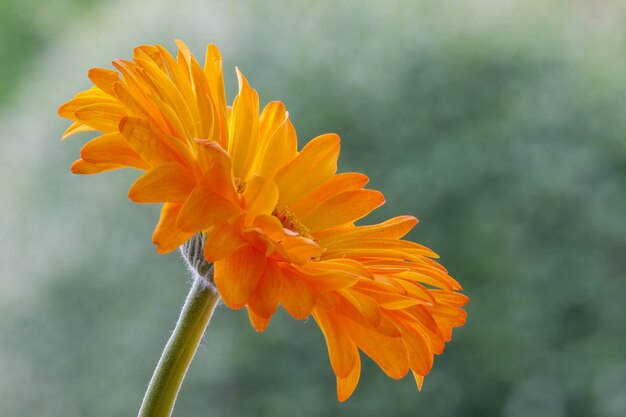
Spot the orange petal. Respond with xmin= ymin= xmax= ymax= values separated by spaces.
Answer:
xmin=275 ymin=236 xmax=323 ymax=265
xmin=280 ymin=269 xmax=316 ymax=319
xmin=316 ymin=216 xmax=418 ymax=243
xmin=214 ymin=246 xmax=266 ymax=309
xmin=247 ymin=261 xmax=284 ymax=318
xmin=338 ymin=290 xmax=382 ymax=327
xmin=70 ymin=159 xmax=121 ymax=174
xmin=325 ymin=237 xmax=437 ymax=258
xmin=313 ymin=309 xmax=358 ymax=378
xmin=80 ymin=132 xmax=150 ymax=170
xmin=176 ymin=185 xmax=243 ymax=233
xmin=290 ymin=172 xmax=370 ymax=218
xmin=346 ymin=323 xmax=409 ymax=380
xmin=274 ymin=133 xmax=340 ymax=206
xmin=300 ymin=189 xmax=385 ymax=232
xmin=128 ymin=162 xmax=196 ymax=203
xmin=295 ymin=262 xmax=360 ymax=292
xmin=352 ymin=286 xmax=423 ymax=310
xmin=196 ymin=139 xmax=238 ymax=201
xmin=247 ymin=307 xmax=272 ymax=332
xmin=429 ymin=304 xmax=467 ymax=328
xmin=152 ymin=203 xmax=194 ymax=253
xmin=202 ymin=221 xmax=248 ymax=262
xmin=337 ymin=354 xmax=361 ymax=402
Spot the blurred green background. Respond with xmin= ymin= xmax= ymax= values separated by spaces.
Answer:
xmin=1 ymin=0 xmax=626 ymax=416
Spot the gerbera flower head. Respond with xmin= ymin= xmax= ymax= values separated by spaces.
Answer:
xmin=58 ymin=40 xmax=468 ymax=401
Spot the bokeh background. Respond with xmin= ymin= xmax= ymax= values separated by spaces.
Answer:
xmin=1 ymin=0 xmax=626 ymax=416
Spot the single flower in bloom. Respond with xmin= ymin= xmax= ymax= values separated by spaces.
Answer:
xmin=58 ymin=41 xmax=468 ymax=401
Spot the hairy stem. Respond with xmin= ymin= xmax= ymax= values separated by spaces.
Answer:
xmin=138 ymin=272 xmax=219 ymax=417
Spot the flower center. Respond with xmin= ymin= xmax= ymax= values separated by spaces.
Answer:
xmin=234 ymin=177 xmax=247 ymax=194
xmin=234 ymin=177 xmax=313 ymax=240
xmin=273 ymin=204 xmax=313 ymax=240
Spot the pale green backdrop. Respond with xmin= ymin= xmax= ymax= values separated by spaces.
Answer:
xmin=1 ymin=1 xmax=626 ymax=416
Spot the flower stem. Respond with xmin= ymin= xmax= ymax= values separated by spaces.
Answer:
xmin=138 ymin=273 xmax=220 ymax=417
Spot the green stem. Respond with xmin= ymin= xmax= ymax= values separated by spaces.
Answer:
xmin=138 ymin=273 xmax=220 ymax=417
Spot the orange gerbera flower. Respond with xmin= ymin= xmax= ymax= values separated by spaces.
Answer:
xmin=58 ymin=41 xmax=468 ymax=401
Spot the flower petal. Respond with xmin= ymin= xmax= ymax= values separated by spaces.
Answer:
xmin=256 ymin=118 xmax=298 ymax=179
xmin=301 ymin=189 xmax=385 ymax=232
xmin=87 ymin=68 xmax=121 ymax=96
xmin=337 ymin=354 xmax=361 ymax=402
xmin=346 ymin=323 xmax=409 ymax=380
xmin=247 ymin=307 xmax=272 ymax=332
xmin=243 ymin=175 xmax=279 ymax=223
xmin=176 ymin=185 xmax=243 ymax=233
xmin=214 ymin=246 xmax=266 ymax=309
xmin=274 ymin=133 xmax=340 ymax=206
xmin=128 ymin=162 xmax=196 ymax=203
xmin=80 ymin=132 xmax=150 ymax=170
xmin=313 ymin=309 xmax=358 ymax=378
xmin=119 ymin=116 xmax=182 ymax=166
xmin=73 ymin=103 xmax=126 ymax=133
xmin=203 ymin=221 xmax=248 ymax=262
xmin=280 ymin=269 xmax=316 ymax=319
xmin=247 ymin=261 xmax=284 ymax=318
xmin=70 ymin=159 xmax=121 ymax=174
xmin=152 ymin=203 xmax=194 ymax=253
xmin=290 ymin=172 xmax=369 ymax=218
xmin=229 ymin=69 xmax=259 ymax=179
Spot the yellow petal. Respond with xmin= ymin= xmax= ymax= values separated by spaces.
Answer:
xmin=73 ymin=103 xmax=126 ymax=133
xmin=229 ymin=68 xmax=260 ymax=179
xmin=176 ymin=185 xmax=243 ymax=233
xmin=412 ymin=371 xmax=424 ymax=391
xmin=87 ymin=68 xmax=121 ymax=96
xmin=259 ymin=101 xmax=288 ymax=147
xmin=274 ymin=133 xmax=340 ymax=206
xmin=256 ymin=118 xmax=298 ymax=179
xmin=61 ymin=122 xmax=94 ymax=140
xmin=119 ymin=116 xmax=183 ymax=167
xmin=128 ymin=162 xmax=196 ymax=203
xmin=214 ymin=246 xmax=266 ymax=309
xmin=204 ymin=44 xmax=228 ymax=147
xmin=242 ymin=175 xmax=279 ymax=223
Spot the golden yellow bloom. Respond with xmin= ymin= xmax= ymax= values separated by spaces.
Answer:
xmin=58 ymin=41 xmax=468 ymax=401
